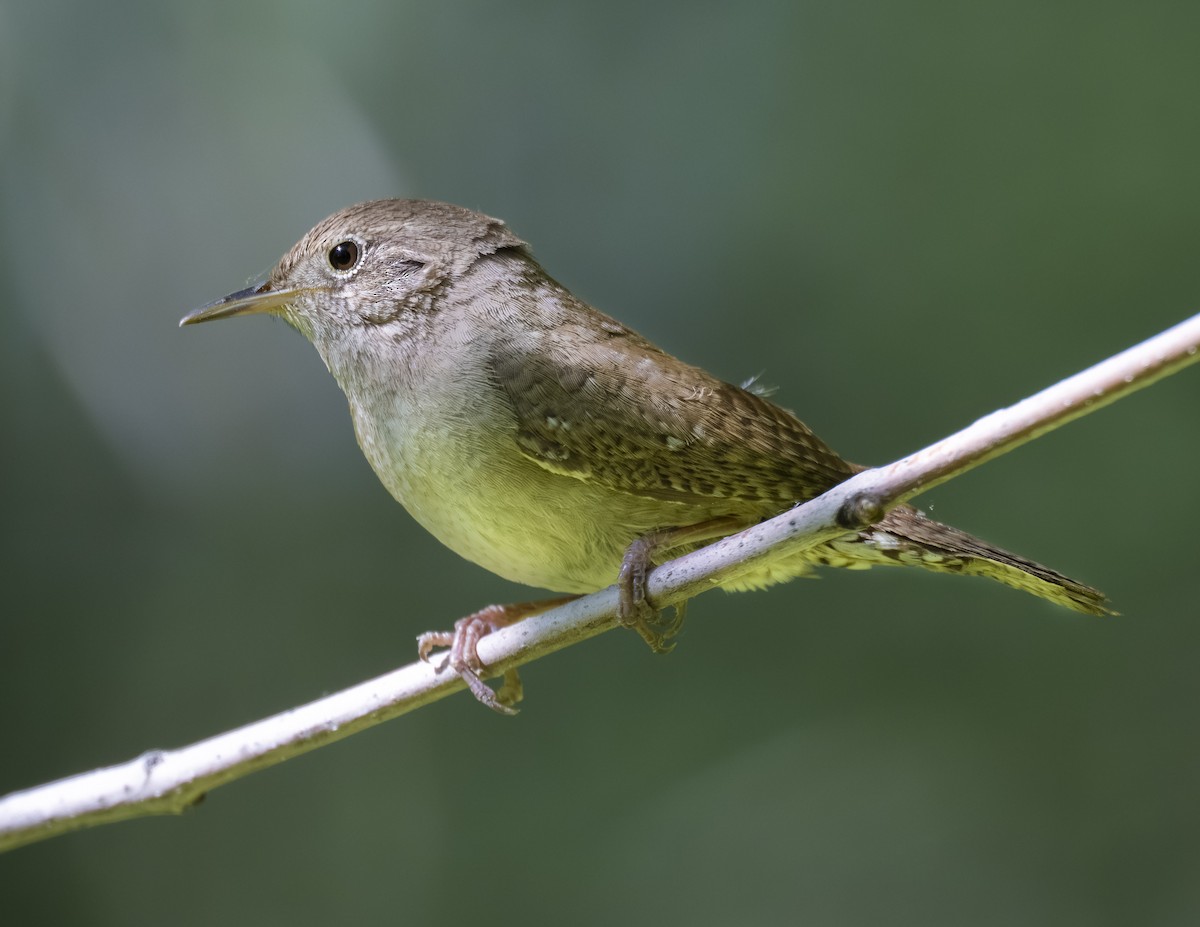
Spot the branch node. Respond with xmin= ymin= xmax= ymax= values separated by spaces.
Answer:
xmin=837 ymin=491 xmax=886 ymax=530
xmin=140 ymin=750 xmax=165 ymax=776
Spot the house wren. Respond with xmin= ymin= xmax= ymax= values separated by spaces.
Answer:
xmin=182 ymin=199 xmax=1109 ymax=713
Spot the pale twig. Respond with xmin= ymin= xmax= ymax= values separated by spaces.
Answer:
xmin=2 ymin=312 xmax=1198 ymax=853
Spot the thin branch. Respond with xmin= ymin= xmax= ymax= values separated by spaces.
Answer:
xmin=2 ymin=312 xmax=1198 ymax=853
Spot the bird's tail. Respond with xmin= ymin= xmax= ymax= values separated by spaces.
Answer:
xmin=825 ymin=504 xmax=1112 ymax=616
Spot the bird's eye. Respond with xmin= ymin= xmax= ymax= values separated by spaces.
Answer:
xmin=328 ymin=240 xmax=360 ymax=272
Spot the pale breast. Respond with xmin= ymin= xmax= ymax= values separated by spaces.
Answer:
xmin=347 ymin=383 xmax=701 ymax=594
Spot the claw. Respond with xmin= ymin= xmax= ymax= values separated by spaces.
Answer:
xmin=458 ymin=662 xmax=521 ymax=716
xmin=617 ymin=533 xmax=677 ymax=650
xmin=617 ymin=517 xmax=748 ymax=653
xmin=417 ymin=597 xmax=576 ymax=714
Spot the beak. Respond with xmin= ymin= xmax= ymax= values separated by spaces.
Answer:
xmin=179 ymin=282 xmax=318 ymax=327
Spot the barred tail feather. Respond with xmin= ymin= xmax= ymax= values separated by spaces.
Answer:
xmin=827 ymin=505 xmax=1113 ymax=616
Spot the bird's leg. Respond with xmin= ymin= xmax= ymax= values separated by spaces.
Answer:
xmin=418 ymin=516 xmax=748 ymax=711
xmin=618 ymin=515 xmax=751 ymax=652
xmin=418 ymin=596 xmax=578 ymax=714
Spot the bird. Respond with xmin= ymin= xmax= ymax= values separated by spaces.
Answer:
xmin=182 ymin=198 xmax=1109 ymax=713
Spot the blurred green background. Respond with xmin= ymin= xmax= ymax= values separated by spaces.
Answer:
xmin=3 ymin=1 xmax=1199 ymax=924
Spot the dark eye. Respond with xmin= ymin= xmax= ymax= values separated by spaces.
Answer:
xmin=328 ymin=240 xmax=360 ymax=271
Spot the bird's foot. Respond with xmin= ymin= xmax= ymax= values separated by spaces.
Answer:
xmin=616 ymin=516 xmax=750 ymax=652
xmin=417 ymin=597 xmax=576 ymax=715
xmin=618 ymin=533 xmax=688 ymax=652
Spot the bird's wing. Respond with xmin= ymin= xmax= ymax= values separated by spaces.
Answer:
xmin=487 ymin=304 xmax=855 ymax=510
